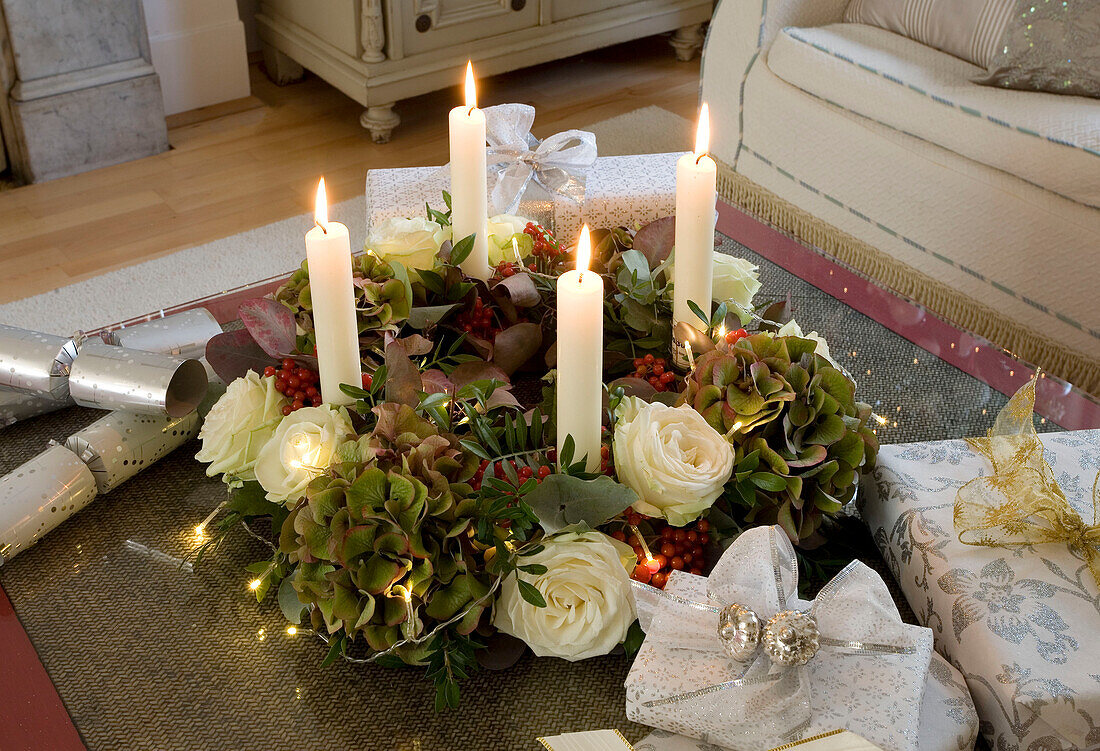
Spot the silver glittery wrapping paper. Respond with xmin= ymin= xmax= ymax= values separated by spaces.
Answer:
xmin=104 ymin=308 xmax=222 ymax=362
xmin=64 ymin=410 xmax=201 ymax=494
xmin=0 ymin=390 xmax=71 ymax=428
xmin=0 ymin=323 xmax=79 ymax=400
xmin=68 ymin=341 xmax=209 ymax=417
xmin=0 ymin=443 xmax=98 ymax=564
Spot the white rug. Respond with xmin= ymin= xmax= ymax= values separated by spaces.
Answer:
xmin=0 ymin=106 xmax=690 ymax=335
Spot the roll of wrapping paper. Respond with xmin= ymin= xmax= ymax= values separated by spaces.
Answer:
xmin=68 ymin=341 xmax=208 ymax=417
xmin=64 ymin=409 xmax=201 ymax=494
xmin=0 ymin=443 xmax=99 ymax=564
xmin=105 ymin=308 xmax=222 ymax=362
xmin=0 ymin=324 xmax=79 ymax=400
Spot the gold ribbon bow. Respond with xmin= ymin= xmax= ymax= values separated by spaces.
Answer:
xmin=955 ymin=376 xmax=1100 ymax=588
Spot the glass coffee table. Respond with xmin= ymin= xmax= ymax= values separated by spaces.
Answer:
xmin=2 ymin=201 xmax=1097 ymax=751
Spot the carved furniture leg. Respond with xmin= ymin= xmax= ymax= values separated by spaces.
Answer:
xmin=360 ymin=103 xmax=401 ymax=143
xmin=670 ymin=23 xmax=704 ymax=62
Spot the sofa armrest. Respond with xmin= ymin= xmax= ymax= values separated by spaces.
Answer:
xmin=702 ymin=0 xmax=849 ymax=166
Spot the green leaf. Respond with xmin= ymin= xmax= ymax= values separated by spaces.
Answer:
xmin=518 ymin=563 xmax=548 ymax=575
xmin=522 ymin=474 xmax=639 ymax=533
xmin=320 ymin=636 xmax=346 ymax=668
xmin=807 ymin=414 xmax=846 ymax=446
xmin=517 ymin=579 xmax=546 ymax=608
xmin=622 ymin=620 xmax=645 ymax=657
xmin=450 ymin=234 xmax=476 ymax=266
xmin=407 ymin=304 xmax=459 ymax=329
xmin=687 ymin=299 xmax=711 ymax=328
xmin=227 ymin=482 xmax=281 ymax=518
xmin=278 ymin=574 xmax=307 ymax=624
xmin=749 ymin=472 xmax=788 ymax=492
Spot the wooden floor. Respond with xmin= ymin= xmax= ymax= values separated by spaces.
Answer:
xmin=0 ymin=35 xmax=700 ymax=305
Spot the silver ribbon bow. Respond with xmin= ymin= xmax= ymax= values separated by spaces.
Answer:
xmin=627 ymin=525 xmax=931 ymax=751
xmin=483 ymin=103 xmax=597 ymax=217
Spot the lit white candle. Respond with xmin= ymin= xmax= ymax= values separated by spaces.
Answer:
xmin=556 ymin=225 xmax=603 ymax=472
xmin=304 ymin=177 xmax=361 ymax=406
xmin=672 ymin=102 xmax=717 ymax=370
xmin=448 ymin=61 xmax=490 ymax=281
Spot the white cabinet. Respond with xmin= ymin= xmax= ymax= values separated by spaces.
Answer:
xmin=256 ymin=0 xmax=712 ymax=142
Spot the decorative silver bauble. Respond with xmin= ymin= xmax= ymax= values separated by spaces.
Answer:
xmin=762 ymin=610 xmax=820 ymax=666
xmin=716 ymin=603 xmax=761 ymax=661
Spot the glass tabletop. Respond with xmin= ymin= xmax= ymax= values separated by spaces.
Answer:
xmin=1 ymin=201 xmax=1096 ymax=751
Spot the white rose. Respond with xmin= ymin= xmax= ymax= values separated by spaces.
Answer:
xmin=493 ymin=531 xmax=636 ymax=661
xmin=195 ymin=370 xmax=287 ymax=482
xmin=254 ymin=405 xmax=355 ymax=503
xmin=487 ymin=214 xmax=532 ymax=265
xmin=365 ymin=217 xmax=450 ymax=276
xmin=777 ymin=319 xmax=842 ymax=371
xmin=666 ymin=254 xmax=761 ymax=309
xmin=712 ymin=255 xmax=761 ymax=308
xmin=613 ymin=397 xmax=734 ymax=526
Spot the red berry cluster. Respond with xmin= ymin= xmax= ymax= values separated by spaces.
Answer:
xmin=264 ymin=359 xmax=321 ymax=415
xmin=454 ymin=296 xmax=500 ymax=341
xmin=523 ymin=222 xmax=564 ymax=258
xmin=470 ymin=458 xmax=553 ymax=492
xmin=632 ymin=354 xmax=676 ymax=392
xmin=613 ymin=516 xmax=712 ymax=589
xmin=493 ymin=260 xmax=537 ymax=277
xmin=724 ymin=328 xmax=749 ymax=345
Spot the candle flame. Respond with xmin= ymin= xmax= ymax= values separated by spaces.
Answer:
xmin=576 ymin=224 xmax=591 ymax=275
xmin=464 ymin=61 xmax=477 ymax=110
xmin=314 ymin=177 xmax=328 ymax=231
xmin=694 ymin=102 xmax=710 ymax=159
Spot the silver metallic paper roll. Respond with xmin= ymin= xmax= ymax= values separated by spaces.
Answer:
xmin=0 ymin=390 xmax=70 ymax=428
xmin=68 ymin=341 xmax=208 ymax=417
xmin=0 ymin=324 xmax=79 ymax=400
xmin=64 ymin=410 xmax=201 ymax=494
xmin=105 ymin=308 xmax=222 ymax=362
xmin=0 ymin=443 xmax=99 ymax=565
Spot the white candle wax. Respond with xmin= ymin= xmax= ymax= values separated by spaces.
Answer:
xmin=556 ymin=226 xmax=604 ymax=472
xmin=672 ymin=103 xmax=717 ymax=370
xmin=448 ymin=62 xmax=490 ymax=281
xmin=305 ymin=179 xmax=361 ymax=406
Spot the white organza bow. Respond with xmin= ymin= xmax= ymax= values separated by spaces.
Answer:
xmin=628 ymin=525 xmax=930 ymax=751
xmin=482 ymin=103 xmax=597 ymax=216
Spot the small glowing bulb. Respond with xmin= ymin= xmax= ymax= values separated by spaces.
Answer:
xmin=875 ymin=413 xmax=888 ymax=426
xmin=249 ymin=578 xmax=262 ymax=591
xmin=193 ymin=524 xmax=206 ymax=539
xmin=716 ymin=323 xmax=727 ymax=341
xmin=286 ymin=626 xmax=298 ymax=636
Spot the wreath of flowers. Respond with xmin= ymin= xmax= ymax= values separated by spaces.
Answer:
xmin=195 ymin=194 xmax=879 ymax=708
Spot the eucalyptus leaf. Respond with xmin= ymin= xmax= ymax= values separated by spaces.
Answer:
xmin=523 ymin=474 xmax=639 ymax=533
xmin=278 ymin=574 xmax=307 ymax=624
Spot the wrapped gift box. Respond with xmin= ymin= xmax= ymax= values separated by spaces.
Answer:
xmin=633 ymin=650 xmax=978 ymax=751
xmin=365 ymin=153 xmax=680 ymax=241
xmin=860 ymin=429 xmax=1100 ymax=751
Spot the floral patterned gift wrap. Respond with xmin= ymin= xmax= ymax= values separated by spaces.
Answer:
xmin=860 ymin=427 xmax=1100 ymax=751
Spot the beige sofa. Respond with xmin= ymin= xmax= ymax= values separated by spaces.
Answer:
xmin=701 ymin=0 xmax=1100 ymax=392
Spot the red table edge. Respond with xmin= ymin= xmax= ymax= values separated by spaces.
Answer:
xmin=0 ymin=585 xmax=86 ymax=750
xmin=716 ymin=201 xmax=1100 ymax=432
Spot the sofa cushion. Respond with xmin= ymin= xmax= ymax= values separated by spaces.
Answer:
xmin=844 ymin=0 xmax=1014 ymax=68
xmin=766 ymin=23 xmax=1100 ymax=207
